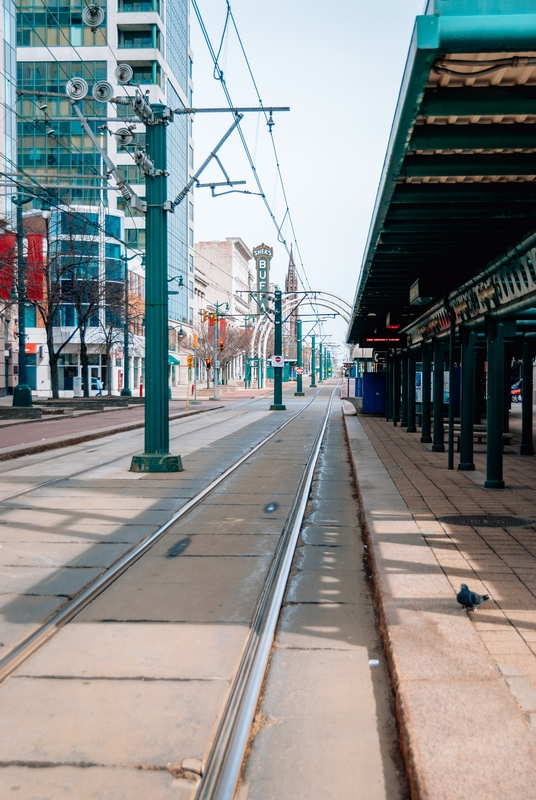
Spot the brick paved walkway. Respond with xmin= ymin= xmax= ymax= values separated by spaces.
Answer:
xmin=359 ymin=412 xmax=536 ymax=720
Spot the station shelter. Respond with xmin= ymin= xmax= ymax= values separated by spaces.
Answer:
xmin=348 ymin=0 xmax=536 ymax=489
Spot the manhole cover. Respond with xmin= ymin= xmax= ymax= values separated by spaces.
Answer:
xmin=438 ymin=515 xmax=534 ymax=528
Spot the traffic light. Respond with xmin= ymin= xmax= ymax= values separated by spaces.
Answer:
xmin=205 ymin=359 xmax=211 ymax=369
xmin=187 ymin=355 xmax=194 ymax=368
xmin=208 ymin=313 xmax=216 ymax=324
xmin=219 ymin=339 xmax=224 ymax=352
xmin=201 ymin=309 xmax=208 ymax=322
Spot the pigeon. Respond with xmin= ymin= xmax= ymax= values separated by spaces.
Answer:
xmin=457 ymin=583 xmax=489 ymax=611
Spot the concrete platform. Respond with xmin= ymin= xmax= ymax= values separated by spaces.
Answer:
xmin=344 ymin=411 xmax=536 ymax=799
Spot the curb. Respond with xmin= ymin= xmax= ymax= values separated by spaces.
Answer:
xmin=0 ymin=405 xmax=223 ymax=463
xmin=342 ymin=411 xmax=536 ymax=800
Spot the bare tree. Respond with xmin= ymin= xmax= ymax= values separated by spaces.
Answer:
xmin=24 ymin=212 xmax=106 ymax=398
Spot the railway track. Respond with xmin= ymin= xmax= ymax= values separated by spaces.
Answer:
xmin=0 ymin=381 xmax=407 ymax=799
xmin=0 ymin=386 xmax=329 ymax=684
xmin=0 ymin=391 xmax=296 ymax=505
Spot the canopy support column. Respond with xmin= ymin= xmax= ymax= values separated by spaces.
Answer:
xmin=521 ymin=338 xmax=534 ymax=456
xmin=421 ymin=343 xmax=432 ymax=443
xmin=459 ymin=327 xmax=476 ymax=471
xmin=407 ymin=348 xmax=416 ymax=433
xmin=386 ymin=352 xmax=393 ymax=422
xmin=485 ymin=319 xmax=505 ymax=489
xmin=432 ymin=339 xmax=445 ymax=452
xmin=401 ymin=350 xmax=408 ymax=428
xmin=393 ymin=349 xmax=400 ymax=427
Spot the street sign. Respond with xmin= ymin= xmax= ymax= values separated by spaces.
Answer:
xmin=296 ymin=367 xmax=304 ymax=374
xmin=215 ymin=360 xmax=221 ymax=369
xmin=271 ymin=355 xmax=284 ymax=367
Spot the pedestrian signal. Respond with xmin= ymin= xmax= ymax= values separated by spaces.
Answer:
xmin=219 ymin=339 xmax=224 ymax=352
xmin=205 ymin=359 xmax=211 ymax=369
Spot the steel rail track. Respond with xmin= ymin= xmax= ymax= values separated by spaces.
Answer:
xmin=196 ymin=385 xmax=337 ymax=800
xmin=0 ymin=386 xmax=328 ymax=684
xmin=0 ymin=390 xmax=299 ymax=505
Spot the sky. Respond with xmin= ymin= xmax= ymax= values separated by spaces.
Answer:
xmin=189 ymin=0 xmax=425 ymax=358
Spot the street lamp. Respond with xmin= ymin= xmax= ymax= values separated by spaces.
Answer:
xmin=11 ymin=192 xmax=34 ymax=407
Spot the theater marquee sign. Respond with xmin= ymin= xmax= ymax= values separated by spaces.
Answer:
xmin=253 ymin=243 xmax=273 ymax=312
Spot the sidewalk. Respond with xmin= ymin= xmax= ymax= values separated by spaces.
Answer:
xmin=343 ymin=406 xmax=536 ymax=799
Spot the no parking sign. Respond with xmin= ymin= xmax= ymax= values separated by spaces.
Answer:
xmin=271 ymin=355 xmax=283 ymax=367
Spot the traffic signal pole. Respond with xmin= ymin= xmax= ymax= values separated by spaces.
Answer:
xmin=270 ymin=289 xmax=286 ymax=410
xmin=310 ymin=335 xmax=317 ymax=388
xmin=131 ymin=104 xmax=182 ymax=472
xmin=295 ymin=318 xmax=304 ymax=396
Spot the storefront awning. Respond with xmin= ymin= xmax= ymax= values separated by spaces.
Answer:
xmin=168 ymin=352 xmax=180 ymax=365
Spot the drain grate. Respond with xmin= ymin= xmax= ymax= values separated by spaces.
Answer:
xmin=438 ymin=515 xmax=534 ymax=528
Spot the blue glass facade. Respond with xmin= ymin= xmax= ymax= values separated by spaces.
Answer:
xmin=3 ymin=0 xmax=17 ymax=214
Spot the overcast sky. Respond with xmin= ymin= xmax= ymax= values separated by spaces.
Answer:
xmin=190 ymin=0 xmax=425 ymax=355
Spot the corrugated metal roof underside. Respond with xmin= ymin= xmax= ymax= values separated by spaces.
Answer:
xmin=350 ymin=53 xmax=536 ymax=343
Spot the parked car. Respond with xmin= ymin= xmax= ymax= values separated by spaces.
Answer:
xmin=511 ymin=381 xmax=522 ymax=403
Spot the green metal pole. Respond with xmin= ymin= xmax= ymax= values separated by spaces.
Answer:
xmin=521 ymin=338 xmax=534 ymax=455
xmin=270 ymin=289 xmax=286 ymax=410
xmin=421 ymin=343 xmax=432 ymax=442
xmin=131 ymin=104 xmax=181 ymax=472
xmin=386 ymin=352 xmax=393 ymax=421
xmin=212 ymin=307 xmax=219 ymax=401
xmin=447 ymin=309 xmax=456 ymax=470
xmin=393 ymin=349 xmax=400 ymax=426
xmin=432 ymin=339 xmax=445 ymax=452
xmin=401 ymin=350 xmax=408 ymax=427
xmin=407 ymin=348 xmax=416 ymax=433
xmin=310 ymin=336 xmax=316 ymax=387
xmin=459 ymin=327 xmax=476 ymax=471
xmin=318 ymin=342 xmax=323 ymax=383
xmin=244 ymin=317 xmax=250 ymax=390
xmin=12 ymin=195 xmax=33 ymax=407
xmin=485 ymin=319 xmax=505 ymax=488
xmin=121 ymin=253 xmax=132 ymax=396
xmin=295 ymin=318 xmax=304 ymax=396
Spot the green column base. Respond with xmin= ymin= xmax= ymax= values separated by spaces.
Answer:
xmin=294 ymin=392 xmax=305 ymax=397
xmin=458 ymin=462 xmax=475 ymax=471
xmin=432 ymin=444 xmax=445 ymax=452
xmin=130 ymin=453 xmax=183 ymax=472
xmin=120 ymin=387 xmax=132 ymax=397
xmin=310 ymin=384 xmax=316 ymax=389
xmin=420 ymin=436 xmax=432 ymax=443
xmin=484 ymin=478 xmax=504 ymax=489
xmin=270 ymin=403 xmax=287 ymax=410
xmin=520 ymin=444 xmax=534 ymax=456
xmin=406 ymin=426 xmax=417 ymax=433
xmin=13 ymin=384 xmax=33 ymax=407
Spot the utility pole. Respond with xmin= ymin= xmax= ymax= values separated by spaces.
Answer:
xmin=295 ymin=317 xmax=304 ymax=396
xmin=211 ymin=301 xmax=227 ymax=400
xmin=12 ymin=193 xmax=33 ymax=407
xmin=310 ymin=335 xmax=317 ymax=388
xmin=131 ymin=104 xmax=182 ymax=472
xmin=191 ymin=332 xmax=201 ymax=404
xmin=121 ymin=252 xmax=138 ymax=397
xmin=270 ymin=289 xmax=286 ymax=410
xmin=243 ymin=315 xmax=252 ymax=389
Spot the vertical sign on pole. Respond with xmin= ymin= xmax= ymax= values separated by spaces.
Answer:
xmin=295 ymin=318 xmax=305 ymax=396
xmin=270 ymin=290 xmax=286 ymax=410
xmin=253 ymin=243 xmax=273 ymax=313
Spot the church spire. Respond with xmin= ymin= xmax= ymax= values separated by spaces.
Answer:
xmin=285 ymin=245 xmax=298 ymax=294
